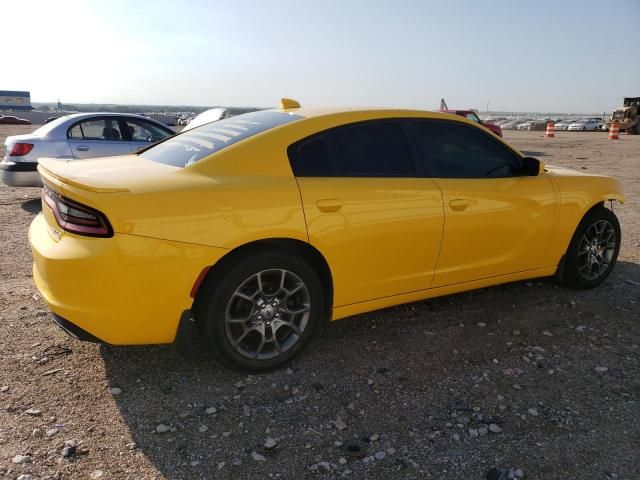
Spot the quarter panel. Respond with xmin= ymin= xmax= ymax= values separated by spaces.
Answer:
xmin=57 ymin=172 xmax=309 ymax=249
xmin=29 ymin=213 xmax=228 ymax=344
xmin=25 ymin=140 xmax=74 ymax=162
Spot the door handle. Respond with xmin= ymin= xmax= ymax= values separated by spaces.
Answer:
xmin=76 ymin=146 xmax=89 ymax=151
xmin=449 ymin=199 xmax=472 ymax=211
xmin=316 ymin=199 xmax=342 ymax=213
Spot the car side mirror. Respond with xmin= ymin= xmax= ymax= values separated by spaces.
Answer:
xmin=522 ymin=156 xmax=543 ymax=176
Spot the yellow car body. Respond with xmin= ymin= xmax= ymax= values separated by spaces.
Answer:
xmin=29 ymin=104 xmax=624 ymax=353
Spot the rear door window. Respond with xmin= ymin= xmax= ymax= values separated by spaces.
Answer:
xmin=289 ymin=121 xmax=416 ymax=177
xmin=67 ymin=118 xmax=125 ymax=141
xmin=68 ymin=119 xmax=108 ymax=140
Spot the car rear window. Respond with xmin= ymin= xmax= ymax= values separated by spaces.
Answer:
xmin=140 ymin=110 xmax=302 ymax=167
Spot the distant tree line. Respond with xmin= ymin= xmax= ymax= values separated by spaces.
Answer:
xmin=32 ymin=103 xmax=263 ymax=115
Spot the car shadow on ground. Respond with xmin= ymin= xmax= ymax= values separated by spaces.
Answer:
xmin=21 ymin=198 xmax=41 ymax=214
xmin=100 ymin=261 xmax=640 ymax=479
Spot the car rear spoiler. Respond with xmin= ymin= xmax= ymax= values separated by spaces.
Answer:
xmin=37 ymin=158 xmax=130 ymax=193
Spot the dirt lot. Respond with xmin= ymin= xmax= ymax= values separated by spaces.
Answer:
xmin=0 ymin=126 xmax=638 ymax=480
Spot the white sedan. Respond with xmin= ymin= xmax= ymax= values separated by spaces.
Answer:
xmin=1 ymin=113 xmax=174 ymax=187
xmin=516 ymin=121 xmax=534 ymax=130
xmin=568 ymin=119 xmax=603 ymax=131
xmin=554 ymin=120 xmax=575 ymax=131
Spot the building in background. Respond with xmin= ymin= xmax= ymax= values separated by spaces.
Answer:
xmin=0 ymin=90 xmax=34 ymax=111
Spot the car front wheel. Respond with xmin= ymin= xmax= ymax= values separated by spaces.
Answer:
xmin=196 ymin=251 xmax=325 ymax=371
xmin=563 ymin=207 xmax=621 ymax=289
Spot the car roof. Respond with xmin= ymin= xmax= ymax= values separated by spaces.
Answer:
xmin=59 ymin=112 xmax=155 ymax=120
xmin=278 ymin=106 xmax=467 ymax=122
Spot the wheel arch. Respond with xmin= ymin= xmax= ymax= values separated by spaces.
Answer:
xmin=583 ymin=192 xmax=624 ymax=217
xmin=191 ymin=238 xmax=334 ymax=321
xmin=554 ymin=199 xmax=621 ymax=282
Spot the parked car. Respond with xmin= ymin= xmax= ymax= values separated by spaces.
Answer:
xmin=29 ymin=100 xmax=624 ymax=371
xmin=1 ymin=113 xmax=174 ymax=187
xmin=439 ymin=109 xmax=502 ymax=137
xmin=517 ymin=121 xmax=534 ymax=130
xmin=554 ymin=119 xmax=575 ymax=131
xmin=0 ymin=115 xmax=32 ymax=125
xmin=182 ymin=108 xmax=230 ymax=132
xmin=499 ymin=120 xmax=520 ymax=130
xmin=568 ymin=119 xmax=602 ymax=131
xmin=527 ymin=120 xmax=549 ymax=131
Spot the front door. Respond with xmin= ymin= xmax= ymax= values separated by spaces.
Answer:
xmin=406 ymin=119 xmax=556 ymax=287
xmin=289 ymin=120 xmax=444 ymax=307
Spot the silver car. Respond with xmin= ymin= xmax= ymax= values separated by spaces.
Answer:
xmin=1 ymin=113 xmax=174 ymax=187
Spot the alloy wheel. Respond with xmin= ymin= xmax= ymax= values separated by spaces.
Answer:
xmin=224 ymin=269 xmax=311 ymax=360
xmin=577 ymin=219 xmax=617 ymax=281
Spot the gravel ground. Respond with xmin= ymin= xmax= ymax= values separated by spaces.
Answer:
xmin=1 ymin=127 xmax=638 ymax=480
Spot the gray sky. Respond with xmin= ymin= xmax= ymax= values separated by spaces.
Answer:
xmin=5 ymin=0 xmax=639 ymax=112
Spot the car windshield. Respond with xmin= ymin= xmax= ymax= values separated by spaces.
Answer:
xmin=465 ymin=112 xmax=481 ymax=123
xmin=140 ymin=110 xmax=303 ymax=167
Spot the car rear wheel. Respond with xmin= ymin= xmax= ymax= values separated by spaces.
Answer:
xmin=196 ymin=251 xmax=325 ymax=371
xmin=563 ymin=207 xmax=620 ymax=289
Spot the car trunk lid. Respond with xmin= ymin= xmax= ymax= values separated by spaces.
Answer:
xmin=37 ymin=155 xmax=191 ymax=238
xmin=37 ymin=155 xmax=181 ymax=193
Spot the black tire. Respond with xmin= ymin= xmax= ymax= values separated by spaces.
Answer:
xmin=195 ymin=250 xmax=325 ymax=371
xmin=562 ymin=207 xmax=621 ymax=289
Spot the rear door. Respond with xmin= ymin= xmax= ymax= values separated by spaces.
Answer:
xmin=67 ymin=117 xmax=132 ymax=159
xmin=289 ymin=120 xmax=444 ymax=307
xmin=406 ymin=119 xmax=556 ymax=287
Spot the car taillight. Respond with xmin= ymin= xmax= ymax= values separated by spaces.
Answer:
xmin=9 ymin=143 xmax=34 ymax=156
xmin=42 ymin=186 xmax=113 ymax=237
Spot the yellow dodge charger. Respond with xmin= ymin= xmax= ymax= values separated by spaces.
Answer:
xmin=29 ymin=99 xmax=624 ymax=370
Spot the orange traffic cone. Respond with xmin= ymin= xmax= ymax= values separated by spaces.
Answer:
xmin=608 ymin=122 xmax=619 ymax=140
xmin=545 ymin=121 xmax=555 ymax=138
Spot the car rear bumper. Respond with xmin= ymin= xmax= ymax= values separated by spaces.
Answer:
xmin=0 ymin=161 xmax=43 ymax=187
xmin=52 ymin=313 xmax=105 ymax=342
xmin=29 ymin=213 xmax=228 ymax=344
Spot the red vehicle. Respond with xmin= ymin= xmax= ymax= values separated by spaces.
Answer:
xmin=439 ymin=109 xmax=503 ymax=137
xmin=0 ymin=115 xmax=32 ymax=125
